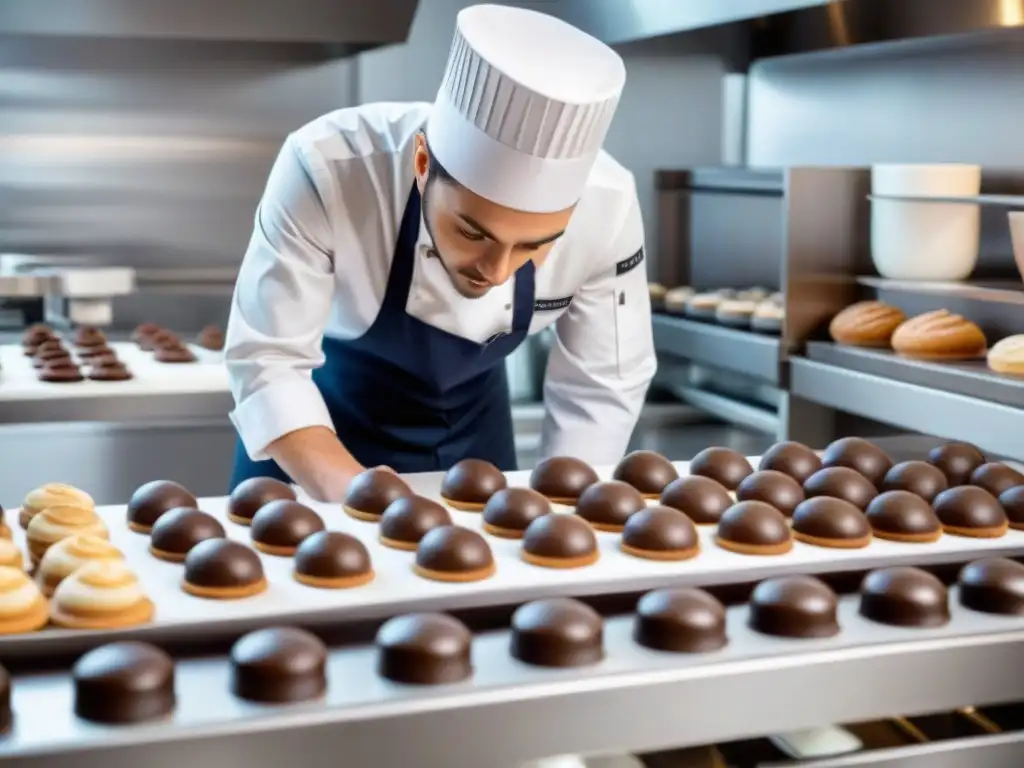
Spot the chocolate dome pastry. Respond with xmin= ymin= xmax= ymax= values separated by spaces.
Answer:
xmin=343 ymin=467 xmax=412 ymax=522
xmin=736 ymin=470 xmax=805 ymax=517
xmin=689 ymin=447 xmax=753 ymax=491
xmin=529 ymin=456 xmax=599 ymax=504
xmin=612 ymin=450 xmax=679 ymax=497
xmin=74 ymin=326 xmax=106 ymax=349
xmin=197 ymin=325 xmax=225 ymax=351
xmin=149 ymin=508 xmax=226 ymax=563
xmin=620 ymin=506 xmax=699 ymax=561
xmin=133 ymin=323 xmax=163 ymax=349
xmin=969 ymin=462 xmax=1024 ymax=498
xmin=865 ymin=490 xmax=942 ymax=543
xmin=230 ymin=627 xmax=327 ymax=703
xmin=926 ymin=442 xmax=986 ymax=486
xmin=22 ymin=323 xmax=53 ymax=350
xmin=803 ymin=466 xmax=878 ymax=510
xmin=440 ymin=458 xmax=507 ymax=510
xmin=510 ymin=598 xmax=604 ymax=668
xmin=182 ymin=539 xmax=267 ymax=599
xmin=127 ymin=479 xmax=199 ymax=534
xmin=150 ymin=330 xmax=180 ymax=348
xmin=881 ymin=460 xmax=948 ymax=503
xmin=791 ymin=497 xmax=872 ymax=549
xmin=958 ymin=558 xmax=1024 ymax=616
xmin=932 ymin=485 xmax=1008 ymax=538
xmin=758 ymin=441 xmax=822 ymax=484
xmin=998 ymin=485 xmax=1024 ymax=530
xmin=521 ymin=513 xmax=599 ymax=568
xmin=748 ymin=576 xmax=840 ymax=639
xmin=38 ymin=359 xmax=84 ymax=383
xmin=77 ymin=342 xmax=114 ymax=360
xmin=574 ymin=480 xmax=646 ymax=532
xmin=376 ymin=613 xmax=473 ymax=685
xmin=33 ymin=345 xmax=70 ymax=368
xmin=250 ymin=500 xmax=325 ymax=556
xmin=821 ymin=437 xmax=892 ymax=487
xmin=379 ymin=495 xmax=452 ymax=551
xmin=154 ymin=342 xmax=197 ymax=363
xmin=659 ymin=475 xmax=733 ymax=525
xmin=481 ymin=488 xmax=551 ymax=538
xmin=228 ymin=476 xmax=297 ymax=526
xmin=87 ymin=360 xmax=133 ymax=382
xmin=414 ymin=525 xmax=495 ymax=583
xmin=715 ymin=501 xmax=793 ymax=556
xmin=294 ymin=531 xmax=374 ymax=589
xmin=633 ymin=588 xmax=727 ymax=653
xmin=73 ymin=642 xmax=176 ymax=724
xmin=858 ymin=567 xmax=950 ymax=628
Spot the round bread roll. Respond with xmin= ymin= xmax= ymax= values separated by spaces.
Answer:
xmin=892 ymin=310 xmax=987 ymax=360
xmin=829 ymin=301 xmax=905 ymax=348
xmin=988 ymin=335 xmax=1024 ymax=376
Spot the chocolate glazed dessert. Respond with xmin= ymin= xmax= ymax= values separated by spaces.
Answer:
xmin=294 ymin=531 xmax=374 ymax=589
xmin=926 ymin=442 xmax=985 ymax=486
xmin=688 ymin=447 xmax=753 ymax=490
xmin=958 ymin=558 xmax=1024 ymax=616
xmin=859 ymin=567 xmax=950 ymax=628
xmin=736 ymin=470 xmax=805 ymax=517
xmin=529 ymin=456 xmax=599 ymax=503
xmin=149 ymin=508 xmax=226 ymax=563
xmin=748 ymin=576 xmax=840 ymax=639
xmin=376 ymin=613 xmax=473 ymax=685
xmin=127 ymin=480 xmax=199 ymax=534
xmin=820 ymin=437 xmax=892 ymax=487
xmin=414 ymin=525 xmax=495 ymax=583
xmin=758 ymin=441 xmax=822 ymax=484
xmin=881 ymin=460 xmax=949 ymax=503
xmin=343 ymin=468 xmax=412 ymax=522
xmin=659 ymin=475 xmax=732 ymax=525
xmin=634 ymin=588 xmax=727 ymax=653
xmin=521 ymin=513 xmax=599 ymax=569
xmin=865 ymin=490 xmax=942 ymax=543
xmin=228 ymin=477 xmax=297 ymax=526
xmin=440 ymin=458 xmax=507 ymax=510
xmin=620 ymin=506 xmax=699 ymax=561
xmin=931 ymin=485 xmax=1009 ymax=538
xmin=715 ymin=501 xmax=793 ymax=556
xmin=481 ymin=488 xmax=551 ymax=539
xmin=791 ymin=497 xmax=872 ymax=549
xmin=969 ymin=462 xmax=1024 ymax=498
xmin=250 ymin=500 xmax=326 ymax=556
xmin=573 ymin=480 xmax=646 ymax=532
xmin=510 ymin=598 xmax=604 ymax=668
xmin=230 ymin=627 xmax=328 ymax=703
xmin=998 ymin=485 xmax=1024 ymax=530
xmin=803 ymin=466 xmax=878 ymax=510
xmin=378 ymin=496 xmax=452 ymax=551
xmin=72 ymin=642 xmax=176 ymax=724
xmin=612 ymin=450 xmax=679 ymax=497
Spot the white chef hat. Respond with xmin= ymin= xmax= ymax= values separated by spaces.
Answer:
xmin=426 ymin=4 xmax=626 ymax=214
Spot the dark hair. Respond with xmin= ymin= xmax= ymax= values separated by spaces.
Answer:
xmin=425 ymin=136 xmax=458 ymax=186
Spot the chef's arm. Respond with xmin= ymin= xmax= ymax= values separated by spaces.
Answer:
xmin=540 ymin=188 xmax=657 ymax=464
xmin=224 ymin=135 xmax=363 ymax=500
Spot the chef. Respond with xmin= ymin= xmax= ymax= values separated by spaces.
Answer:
xmin=225 ymin=3 xmax=657 ymax=501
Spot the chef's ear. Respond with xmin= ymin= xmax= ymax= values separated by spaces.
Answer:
xmin=414 ymin=133 xmax=430 ymax=188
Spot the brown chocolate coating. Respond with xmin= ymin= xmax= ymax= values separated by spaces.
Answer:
xmin=969 ymin=462 xmax=1024 ymax=497
xmin=250 ymin=500 xmax=325 ymax=553
xmin=865 ymin=491 xmax=942 ymax=539
xmin=621 ymin=506 xmax=698 ymax=556
xmin=521 ymin=514 xmax=598 ymax=562
xmin=151 ymin=330 xmax=181 ymax=349
xmin=803 ymin=466 xmax=878 ymax=510
xmin=932 ymin=485 xmax=1008 ymax=534
xmin=376 ymin=613 xmax=473 ymax=684
xmin=150 ymin=507 xmax=225 ymax=557
xmin=132 ymin=323 xmax=161 ymax=344
xmin=128 ymin=480 xmax=199 ymax=532
xmin=511 ymin=598 xmax=604 ymax=668
xmin=689 ymin=447 xmax=753 ymax=490
xmin=821 ymin=437 xmax=893 ymax=487
xmin=154 ymin=343 xmax=196 ymax=363
xmin=440 ymin=458 xmax=507 ymax=504
xmin=481 ymin=488 xmax=551 ymax=535
xmin=88 ymin=360 xmax=133 ymax=381
xmin=344 ymin=468 xmax=412 ymax=519
xmin=0 ymin=663 xmax=9 ymax=734
xmin=958 ymin=558 xmax=1024 ymax=616
xmin=73 ymin=642 xmax=176 ymax=724
xmin=927 ymin=442 xmax=986 ymax=486
xmin=660 ymin=475 xmax=733 ymax=524
xmin=379 ymin=496 xmax=452 ymax=546
xmin=736 ymin=470 xmax=805 ymax=517
xmin=634 ymin=588 xmax=727 ymax=653
xmin=758 ymin=441 xmax=822 ymax=484
xmin=197 ymin=325 xmax=225 ymax=351
xmin=574 ymin=480 xmax=646 ymax=530
xmin=998 ymin=485 xmax=1024 ymax=529
xmin=22 ymin=324 xmax=53 ymax=347
xmin=859 ymin=567 xmax=949 ymax=627
xmin=183 ymin=539 xmax=265 ymax=589
xmin=294 ymin=531 xmax=372 ymax=582
xmin=33 ymin=345 xmax=70 ymax=366
xmin=612 ymin=450 xmax=679 ymax=495
xmin=78 ymin=343 xmax=114 ymax=359
xmin=716 ymin=501 xmax=792 ymax=550
xmin=881 ymin=460 xmax=948 ymax=502
xmin=229 ymin=477 xmax=297 ymax=525
xmin=791 ymin=497 xmax=871 ymax=544
xmin=415 ymin=525 xmax=494 ymax=577
xmin=39 ymin=360 xmax=83 ymax=382
xmin=529 ymin=456 xmax=599 ymax=500
xmin=74 ymin=326 xmax=106 ymax=348
xmin=230 ymin=627 xmax=327 ymax=703
xmin=749 ymin=576 xmax=840 ymax=638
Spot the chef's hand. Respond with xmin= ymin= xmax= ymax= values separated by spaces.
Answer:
xmin=265 ymin=427 xmax=368 ymax=503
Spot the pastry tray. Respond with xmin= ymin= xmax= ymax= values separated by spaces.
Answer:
xmin=1 ymin=591 xmax=1022 ymax=767
xmin=4 ymin=462 xmax=1024 ymax=659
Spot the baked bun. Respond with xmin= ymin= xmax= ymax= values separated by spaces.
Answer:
xmin=987 ymin=335 xmax=1024 ymax=376
xmin=891 ymin=310 xmax=987 ymax=360
xmin=829 ymin=301 xmax=906 ymax=347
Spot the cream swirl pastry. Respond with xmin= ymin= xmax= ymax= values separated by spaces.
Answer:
xmin=0 ymin=540 xmax=23 ymax=570
xmin=26 ymin=504 xmax=109 ymax=566
xmin=36 ymin=535 xmax=123 ymax=596
xmin=50 ymin=560 xmax=153 ymax=630
xmin=0 ymin=566 xmax=48 ymax=634
xmin=18 ymin=483 xmax=94 ymax=530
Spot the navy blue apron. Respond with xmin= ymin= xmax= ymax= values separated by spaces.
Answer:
xmin=229 ymin=184 xmax=535 ymax=489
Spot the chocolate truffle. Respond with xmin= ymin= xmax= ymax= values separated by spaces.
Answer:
xmin=958 ymin=558 xmax=1024 ymax=616
xmin=634 ymin=588 xmax=727 ymax=653
xmin=621 ymin=506 xmax=699 ymax=561
xmin=414 ymin=525 xmax=495 ymax=582
xmin=998 ymin=485 xmax=1024 ymax=530
xmin=612 ymin=450 xmax=679 ymax=497
xmin=155 ymin=343 xmax=197 ymax=363
xmin=689 ymin=447 xmax=753 ymax=490
xmin=803 ymin=466 xmax=878 ymax=510
xmin=481 ymin=488 xmax=551 ymax=538
xmin=970 ymin=462 xmax=1024 ymax=498
xmin=821 ymin=437 xmax=892 ymax=487
xmin=379 ymin=495 xmax=452 ymax=551
xmin=39 ymin=360 xmax=84 ymax=383
xmin=510 ymin=598 xmax=604 ymax=668
xmin=149 ymin=508 xmax=225 ymax=563
xmin=250 ymin=500 xmax=325 ymax=556
xmin=228 ymin=476 xmax=297 ymax=526
xmin=294 ymin=531 xmax=374 ymax=589
xmin=0 ymin=663 xmax=9 ymax=733
xmin=758 ymin=441 xmax=822 ymax=484
xmin=376 ymin=613 xmax=473 ymax=685
xmin=343 ymin=468 xmax=412 ymax=521
xmin=881 ymin=460 xmax=948 ymax=502
xmin=197 ymin=325 xmax=225 ymax=351
xmin=182 ymin=539 xmax=267 ymax=599
xmin=521 ymin=513 xmax=599 ymax=568
xmin=88 ymin=360 xmax=133 ymax=381
xmin=715 ymin=501 xmax=793 ymax=556
xmin=736 ymin=470 xmax=805 ymax=517
xmin=932 ymin=486 xmax=1008 ymax=538
xmin=865 ymin=491 xmax=942 ymax=543
xmin=749 ymin=576 xmax=840 ymax=639
xmin=574 ymin=480 xmax=646 ymax=532
xmin=230 ymin=627 xmax=327 ymax=703
xmin=927 ymin=442 xmax=986 ymax=486
xmin=859 ymin=567 xmax=949 ymax=628
xmin=73 ymin=642 xmax=175 ymax=724
xmin=659 ymin=475 xmax=733 ymax=525
xmin=440 ymin=458 xmax=507 ymax=510
xmin=74 ymin=326 xmax=106 ymax=348
xmin=791 ymin=497 xmax=871 ymax=549
xmin=127 ymin=480 xmax=199 ymax=534
xmin=529 ymin=456 xmax=599 ymax=503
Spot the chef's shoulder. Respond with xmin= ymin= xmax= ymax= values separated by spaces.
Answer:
xmin=571 ymin=150 xmax=643 ymax=278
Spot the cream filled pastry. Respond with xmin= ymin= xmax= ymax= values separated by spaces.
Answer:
xmin=18 ymin=483 xmax=94 ymax=530
xmin=49 ymin=560 xmax=153 ymax=630
xmin=0 ymin=516 xmax=10 ymax=540
xmin=26 ymin=504 xmax=108 ymax=566
xmin=36 ymin=535 xmax=123 ymax=596
xmin=0 ymin=566 xmax=48 ymax=634
xmin=0 ymin=540 xmax=23 ymax=570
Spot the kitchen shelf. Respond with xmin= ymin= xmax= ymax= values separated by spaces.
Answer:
xmin=867 ymin=193 xmax=1024 ymax=208
xmin=857 ymin=276 xmax=1024 ymax=305
xmin=652 ymin=313 xmax=781 ymax=386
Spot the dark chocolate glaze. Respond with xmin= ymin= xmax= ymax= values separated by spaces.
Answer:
xmin=865 ymin=491 xmax=942 ymax=538
xmin=803 ymin=466 xmax=878 ymax=510
xmin=791 ymin=497 xmax=871 ymax=542
xmin=716 ymin=501 xmax=792 ymax=549
xmin=38 ymin=361 xmax=83 ymax=382
xmin=74 ymin=326 xmax=106 ymax=348
xmin=859 ymin=567 xmax=950 ymax=628
xmin=197 ymin=325 xmax=225 ymax=351
xmin=88 ymin=360 xmax=133 ymax=381
xmin=149 ymin=507 xmax=225 ymax=556
xmin=132 ymin=323 xmax=161 ymax=344
xmin=689 ymin=447 xmax=753 ymax=490
xmin=228 ymin=477 xmax=297 ymax=524
xmin=758 ymin=441 xmax=822 ymax=484
xmin=183 ymin=539 xmax=265 ymax=589
xmin=0 ymin=663 xmax=10 ymax=734
xmin=250 ymin=500 xmax=325 ymax=551
xmin=379 ymin=496 xmax=452 ymax=545
xmin=621 ymin=506 xmax=698 ymax=554
xmin=529 ymin=456 xmax=599 ymax=500
xmin=612 ymin=450 xmax=679 ymax=495
xmin=511 ymin=598 xmax=604 ymax=668
xmin=821 ymin=437 xmax=893 ymax=487
xmin=574 ymin=480 xmax=646 ymax=529
xmin=344 ymin=469 xmax=413 ymax=518
xmin=881 ymin=460 xmax=948 ymax=502
xmin=634 ymin=588 xmax=727 ymax=653
xmin=78 ymin=343 xmax=114 ymax=359
xmin=294 ymin=531 xmax=372 ymax=581
xmin=154 ymin=343 xmax=197 ymax=363
xmin=927 ymin=442 xmax=986 ymax=486
xmin=736 ymin=470 xmax=805 ymax=517
xmin=440 ymin=458 xmax=507 ymax=504
xmin=932 ymin=486 xmax=1008 ymax=532
xmin=958 ymin=558 xmax=1024 ymax=616
xmin=230 ymin=627 xmax=327 ymax=703
xmin=659 ymin=475 xmax=733 ymax=524
xmin=521 ymin=514 xmax=598 ymax=561
xmin=481 ymin=488 xmax=551 ymax=533
xmin=969 ymin=462 xmax=1024 ymax=498
xmin=22 ymin=324 xmax=53 ymax=347
xmin=415 ymin=525 xmax=494 ymax=575
xmin=998 ymin=485 xmax=1024 ymax=528
xmin=127 ymin=480 xmax=199 ymax=531
xmin=72 ymin=642 xmax=176 ymax=724
xmin=748 ymin=576 xmax=840 ymax=638
xmin=376 ymin=613 xmax=473 ymax=684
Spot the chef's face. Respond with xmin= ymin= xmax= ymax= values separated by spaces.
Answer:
xmin=415 ymin=133 xmax=574 ymax=299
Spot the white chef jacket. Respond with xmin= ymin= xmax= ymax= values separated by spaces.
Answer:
xmin=226 ymin=102 xmax=657 ymax=466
